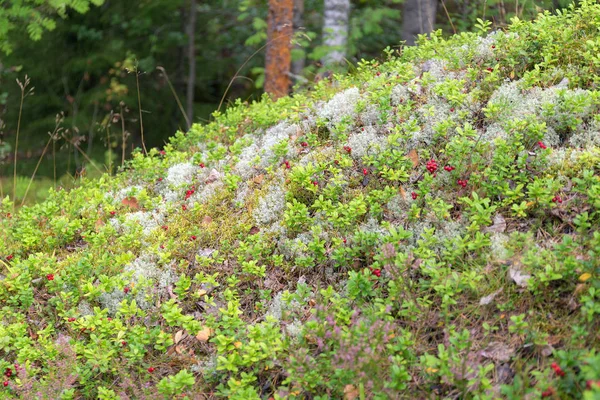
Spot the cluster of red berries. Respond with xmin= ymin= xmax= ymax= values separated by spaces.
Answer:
xmin=538 ymin=141 xmax=548 ymax=149
xmin=444 ymin=165 xmax=455 ymax=172
xmin=552 ymin=195 xmax=563 ymax=203
xmin=312 ymin=181 xmax=318 ymax=186
xmin=362 ymin=168 xmax=369 ymax=176
xmin=199 ymin=162 xmax=205 ymax=168
xmin=185 ymin=188 xmax=195 ymax=200
xmin=6 ymin=255 xmax=13 ymax=261
xmin=162 ymin=225 xmax=168 ymax=231
xmin=190 ymin=235 xmax=197 ymax=241
xmin=300 ymin=141 xmax=308 ymax=147
xmin=343 ymin=146 xmax=352 ymax=154
xmin=411 ymin=192 xmax=418 ymax=200
xmin=68 ymin=317 xmax=76 ymax=322
xmin=541 ymin=387 xmax=554 ymax=398
xmin=457 ymin=179 xmax=468 ymax=188
xmin=426 ymin=159 xmax=438 ymax=174
xmin=123 ymin=286 xmax=130 ymax=294
xmin=182 ymin=204 xmax=187 ymax=211
xmin=283 ymin=160 xmax=291 ymax=169
xmin=587 ymin=380 xmax=600 ymax=390
xmin=46 ymin=274 xmax=54 ymax=281
xmin=370 ymin=268 xmax=381 ymax=277
xmin=551 ymin=362 xmax=565 ymax=377
xmin=4 ymin=368 xmax=12 ymax=378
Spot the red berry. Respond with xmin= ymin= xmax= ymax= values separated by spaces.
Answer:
xmin=191 ymin=235 xmax=197 ymax=241
xmin=300 ymin=142 xmax=308 ymax=147
xmin=334 ymin=159 xmax=340 ymax=165
xmin=4 ymin=369 xmax=11 ymax=378
xmin=68 ymin=317 xmax=76 ymax=322
xmin=450 ymin=107 xmax=455 ymax=112
xmin=538 ymin=141 xmax=547 ymax=149
xmin=487 ymin=67 xmax=493 ymax=72
xmin=109 ymin=211 xmax=116 ymax=216
xmin=444 ymin=165 xmax=455 ymax=172
xmin=182 ymin=204 xmax=187 ymax=211
xmin=372 ymin=269 xmax=381 ymax=277
xmin=491 ymin=45 xmax=496 ymax=49
xmin=121 ymin=341 xmax=127 ymax=346
xmin=411 ymin=192 xmax=418 ymax=200
xmin=46 ymin=274 xmax=54 ymax=281
xmin=312 ymin=181 xmax=318 ymax=186
xmin=148 ymin=367 xmax=155 ymax=373
xmin=343 ymin=238 xmax=347 ymax=244
xmin=343 ymin=146 xmax=352 ymax=154
xmin=162 ymin=225 xmax=168 ymax=230
xmin=426 ymin=159 xmax=438 ymax=174
xmin=376 ymin=72 xmax=381 ymax=77
xmin=6 ymin=255 xmax=13 ymax=261
xmin=3 ymin=381 xmax=7 ymax=387
xmin=552 ymin=195 xmax=562 ymax=204
xmin=362 ymin=168 xmax=368 ymax=176
xmin=124 ymin=287 xmax=130 ymax=294
xmin=199 ymin=163 xmax=205 ymax=168
xmin=541 ymin=388 xmax=554 ymax=398
xmin=160 ymin=244 xmax=165 ymax=249
xmin=157 ymin=177 xmax=163 ymax=182
xmin=159 ymin=150 xmax=166 ymax=156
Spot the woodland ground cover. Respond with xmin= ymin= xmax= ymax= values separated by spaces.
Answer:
xmin=1 ymin=2 xmax=600 ymax=399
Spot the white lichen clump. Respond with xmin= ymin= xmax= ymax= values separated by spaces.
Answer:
xmin=253 ymin=183 xmax=286 ymax=226
xmin=317 ymin=87 xmax=360 ymax=125
xmin=346 ymin=126 xmax=387 ymax=160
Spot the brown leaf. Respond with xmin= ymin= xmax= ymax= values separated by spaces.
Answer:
xmin=121 ymin=197 xmax=139 ymax=210
xmin=95 ymin=218 xmax=105 ymax=229
xmin=202 ymin=216 xmax=213 ymax=225
xmin=174 ymin=345 xmax=185 ymax=354
xmin=343 ymin=384 xmax=359 ymax=400
xmin=249 ymin=226 xmax=260 ymax=235
xmin=195 ymin=327 xmax=212 ymax=342
xmin=174 ymin=330 xmax=186 ymax=344
xmin=399 ymin=186 xmax=407 ymax=200
xmin=407 ymin=149 xmax=419 ymax=168
xmin=252 ymin=174 xmax=264 ymax=184
xmin=197 ymin=289 xmax=207 ymax=297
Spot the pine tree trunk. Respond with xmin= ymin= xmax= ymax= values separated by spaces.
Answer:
xmin=186 ymin=0 xmax=197 ymax=128
xmin=401 ymin=0 xmax=438 ymax=46
xmin=265 ymin=0 xmax=293 ymax=99
xmin=321 ymin=0 xmax=350 ymax=66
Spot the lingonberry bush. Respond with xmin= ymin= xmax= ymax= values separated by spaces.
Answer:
xmin=1 ymin=2 xmax=600 ymax=399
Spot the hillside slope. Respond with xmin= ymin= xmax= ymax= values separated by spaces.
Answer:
xmin=1 ymin=3 xmax=600 ymax=399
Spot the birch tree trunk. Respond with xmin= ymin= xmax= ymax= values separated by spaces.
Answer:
xmin=185 ymin=0 xmax=196 ymax=128
xmin=321 ymin=0 xmax=350 ymax=66
xmin=291 ymin=0 xmax=305 ymax=79
xmin=401 ymin=0 xmax=437 ymax=46
xmin=265 ymin=0 xmax=293 ymax=99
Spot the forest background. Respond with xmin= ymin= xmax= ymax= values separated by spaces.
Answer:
xmin=0 ymin=0 xmax=570 ymax=204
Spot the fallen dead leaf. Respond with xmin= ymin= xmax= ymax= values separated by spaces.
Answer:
xmin=479 ymin=288 xmax=503 ymax=306
xmin=508 ymin=267 xmax=531 ymax=288
xmin=205 ymin=169 xmax=221 ymax=183
xmin=252 ymin=174 xmax=264 ymax=184
xmin=233 ymin=341 xmax=242 ymax=348
xmin=343 ymin=384 xmax=359 ymax=400
xmin=202 ymin=216 xmax=213 ymax=225
xmin=195 ymin=327 xmax=212 ymax=342
xmin=121 ymin=197 xmax=140 ymax=210
xmin=399 ymin=186 xmax=407 ymax=200
xmin=480 ymin=342 xmax=514 ymax=362
xmin=483 ymin=214 xmax=507 ymax=234
xmin=197 ymin=289 xmax=207 ymax=297
xmin=407 ymin=149 xmax=419 ymax=168
xmin=174 ymin=330 xmax=186 ymax=344
xmin=95 ymin=218 xmax=105 ymax=229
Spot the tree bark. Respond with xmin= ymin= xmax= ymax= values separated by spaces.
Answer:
xmin=401 ymin=0 xmax=438 ymax=46
xmin=265 ymin=0 xmax=293 ymax=99
xmin=185 ymin=0 xmax=196 ymax=129
xmin=291 ymin=0 xmax=305 ymax=80
xmin=321 ymin=0 xmax=350 ymax=66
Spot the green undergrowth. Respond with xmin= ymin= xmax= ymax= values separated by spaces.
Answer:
xmin=2 ymin=2 xmax=600 ymax=399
